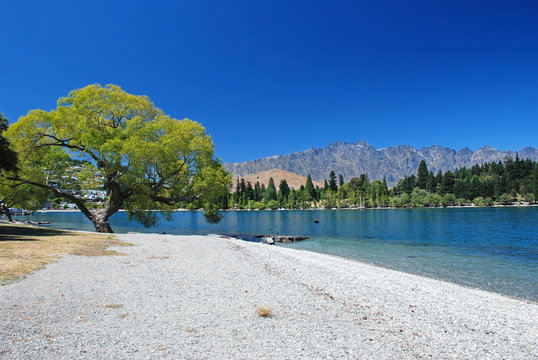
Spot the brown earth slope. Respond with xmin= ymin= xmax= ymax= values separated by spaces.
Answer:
xmin=233 ymin=169 xmax=324 ymax=190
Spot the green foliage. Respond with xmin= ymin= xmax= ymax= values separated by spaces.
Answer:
xmin=417 ymin=160 xmax=428 ymax=189
xmin=5 ymin=84 xmax=230 ymax=232
xmin=323 ymin=191 xmax=337 ymax=208
xmin=0 ymin=113 xmax=18 ymax=173
xmin=410 ymin=188 xmax=429 ymax=208
xmin=473 ymin=196 xmax=493 ymax=207
xmin=329 ymin=171 xmax=338 ymax=192
xmin=497 ymin=193 xmax=513 ymax=205
xmin=203 ymin=202 xmax=223 ymax=223
xmin=304 ymin=174 xmax=316 ymax=201
xmin=264 ymin=177 xmax=277 ymax=203
xmin=441 ymin=193 xmax=457 ymax=207
xmin=228 ymin=157 xmax=537 ymax=211
xmin=338 ymin=174 xmax=344 ymax=188
xmin=253 ymin=201 xmax=265 ymax=210
xmin=278 ymin=179 xmax=290 ymax=207
xmin=266 ymin=199 xmax=278 ymax=210
xmin=391 ymin=193 xmax=410 ymax=208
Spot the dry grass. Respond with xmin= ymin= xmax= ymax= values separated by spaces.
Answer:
xmin=104 ymin=304 xmax=123 ymax=309
xmin=255 ymin=305 xmax=273 ymax=318
xmin=0 ymin=223 xmax=131 ymax=284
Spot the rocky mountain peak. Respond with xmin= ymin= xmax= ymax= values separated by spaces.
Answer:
xmin=224 ymin=141 xmax=537 ymax=187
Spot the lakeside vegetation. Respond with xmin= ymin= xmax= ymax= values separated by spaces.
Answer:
xmin=228 ymin=157 xmax=538 ymax=210
xmin=0 ymin=84 xmax=230 ymax=233
xmin=1 ymin=86 xmax=537 ymax=231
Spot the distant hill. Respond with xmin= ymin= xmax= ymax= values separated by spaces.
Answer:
xmin=232 ymin=169 xmax=324 ymax=190
xmin=224 ymin=140 xmax=538 ymax=187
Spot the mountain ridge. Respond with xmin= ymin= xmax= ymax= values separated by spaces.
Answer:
xmin=224 ymin=140 xmax=538 ymax=187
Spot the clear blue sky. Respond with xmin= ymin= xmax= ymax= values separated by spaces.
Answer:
xmin=1 ymin=1 xmax=537 ymax=162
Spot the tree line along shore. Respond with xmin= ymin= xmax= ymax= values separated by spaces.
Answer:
xmin=228 ymin=157 xmax=538 ymax=210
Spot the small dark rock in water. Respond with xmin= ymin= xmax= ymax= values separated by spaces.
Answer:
xmin=255 ymin=235 xmax=310 ymax=244
xmin=314 ymin=219 xmax=319 ymax=223
xmin=162 ymin=232 xmax=167 ymax=234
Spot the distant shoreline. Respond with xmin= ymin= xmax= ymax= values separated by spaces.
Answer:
xmin=29 ymin=203 xmax=538 ymax=214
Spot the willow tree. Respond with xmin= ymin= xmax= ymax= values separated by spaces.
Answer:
xmin=5 ymin=84 xmax=231 ymax=232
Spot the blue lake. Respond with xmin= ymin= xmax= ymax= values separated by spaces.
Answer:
xmin=15 ymin=207 xmax=538 ymax=302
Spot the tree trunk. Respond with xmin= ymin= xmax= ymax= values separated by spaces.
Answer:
xmin=10 ymin=176 xmax=130 ymax=234
xmin=89 ymin=210 xmax=114 ymax=233
xmin=1 ymin=203 xmax=13 ymax=222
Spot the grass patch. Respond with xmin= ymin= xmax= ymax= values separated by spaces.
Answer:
xmin=0 ymin=223 xmax=131 ymax=284
xmin=105 ymin=304 xmax=123 ymax=309
xmin=255 ymin=305 xmax=273 ymax=318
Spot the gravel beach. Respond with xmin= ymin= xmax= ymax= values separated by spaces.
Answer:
xmin=1 ymin=233 xmax=536 ymax=359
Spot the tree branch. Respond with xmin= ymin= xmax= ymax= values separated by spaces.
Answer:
xmin=7 ymin=176 xmax=94 ymax=220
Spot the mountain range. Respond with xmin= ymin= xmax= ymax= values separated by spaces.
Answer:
xmin=224 ymin=140 xmax=538 ymax=187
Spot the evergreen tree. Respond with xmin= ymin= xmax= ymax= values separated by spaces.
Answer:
xmin=359 ymin=174 xmax=369 ymax=191
xmin=278 ymin=179 xmax=290 ymax=207
xmin=288 ymin=190 xmax=296 ymax=209
xmin=245 ymin=182 xmax=254 ymax=202
xmin=338 ymin=174 xmax=344 ymax=188
xmin=254 ymin=181 xmax=261 ymax=201
xmin=435 ymin=170 xmax=443 ymax=194
xmin=305 ymin=174 xmax=317 ymax=200
xmin=324 ymin=179 xmax=329 ymax=190
xmin=381 ymin=176 xmax=388 ymax=195
xmin=329 ymin=171 xmax=338 ymax=192
xmin=530 ymin=164 xmax=538 ymax=197
xmin=417 ymin=160 xmax=428 ymax=189
xmin=239 ymin=178 xmax=247 ymax=195
xmin=264 ymin=177 xmax=277 ymax=202
xmin=239 ymin=178 xmax=247 ymax=206
xmin=441 ymin=171 xmax=455 ymax=194
xmin=426 ymin=171 xmax=435 ymax=192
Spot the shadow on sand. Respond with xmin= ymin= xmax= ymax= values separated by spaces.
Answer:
xmin=0 ymin=223 xmax=70 ymax=242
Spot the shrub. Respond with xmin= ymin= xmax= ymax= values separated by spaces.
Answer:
xmin=253 ymin=201 xmax=265 ymax=210
xmin=497 ymin=193 xmax=513 ymax=205
xmin=255 ymin=305 xmax=273 ymax=317
xmin=441 ymin=193 xmax=457 ymax=207
xmin=391 ymin=193 xmax=410 ymax=208
xmin=266 ymin=200 xmax=278 ymax=210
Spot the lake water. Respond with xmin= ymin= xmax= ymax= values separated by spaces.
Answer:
xmin=14 ymin=207 xmax=538 ymax=302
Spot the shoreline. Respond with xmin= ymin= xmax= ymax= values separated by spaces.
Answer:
xmin=1 ymin=232 xmax=536 ymax=358
xmin=27 ymin=202 xmax=538 ymax=213
xmin=4 ymin=210 xmax=537 ymax=303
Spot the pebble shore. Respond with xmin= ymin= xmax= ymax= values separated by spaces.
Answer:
xmin=1 ymin=233 xmax=536 ymax=359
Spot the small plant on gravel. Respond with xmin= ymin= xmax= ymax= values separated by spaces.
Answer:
xmin=255 ymin=305 xmax=273 ymax=317
xmin=105 ymin=304 xmax=123 ymax=309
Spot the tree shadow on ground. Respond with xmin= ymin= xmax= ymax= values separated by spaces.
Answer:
xmin=0 ymin=224 xmax=70 ymax=242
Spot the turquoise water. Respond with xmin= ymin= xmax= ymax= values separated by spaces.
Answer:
xmin=14 ymin=207 xmax=538 ymax=302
